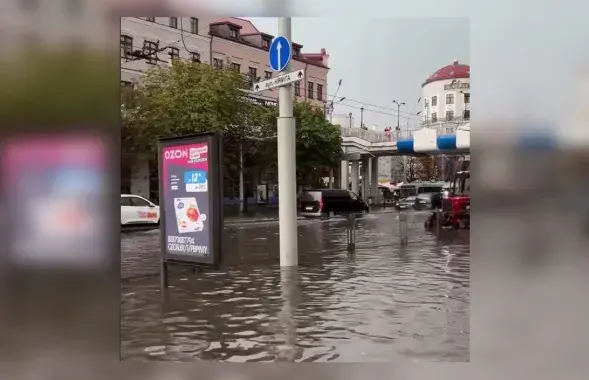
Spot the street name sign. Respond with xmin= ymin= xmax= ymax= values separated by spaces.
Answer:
xmin=268 ymin=36 xmax=291 ymax=72
xmin=251 ymin=69 xmax=305 ymax=93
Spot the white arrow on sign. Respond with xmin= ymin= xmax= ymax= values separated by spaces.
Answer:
xmin=276 ymin=41 xmax=282 ymax=71
xmin=252 ymin=69 xmax=305 ymax=93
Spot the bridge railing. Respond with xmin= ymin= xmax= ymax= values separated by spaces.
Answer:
xmin=340 ymin=127 xmax=413 ymax=143
xmin=340 ymin=123 xmax=469 ymax=143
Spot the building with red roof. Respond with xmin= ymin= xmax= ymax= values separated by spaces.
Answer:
xmin=421 ymin=59 xmax=470 ymax=127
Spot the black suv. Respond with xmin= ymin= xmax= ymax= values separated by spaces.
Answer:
xmin=299 ymin=189 xmax=369 ymax=218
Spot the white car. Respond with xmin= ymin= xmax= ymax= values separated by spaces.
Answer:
xmin=121 ymin=194 xmax=160 ymax=226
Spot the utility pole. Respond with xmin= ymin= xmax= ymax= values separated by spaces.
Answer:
xmin=277 ymin=17 xmax=298 ymax=267
xmin=348 ymin=112 xmax=352 ymax=128
xmin=360 ymin=106 xmax=364 ymax=129
xmin=393 ymin=100 xmax=406 ymax=182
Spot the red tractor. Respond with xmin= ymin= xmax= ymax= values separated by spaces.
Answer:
xmin=441 ymin=170 xmax=470 ymax=229
xmin=424 ymin=170 xmax=470 ymax=230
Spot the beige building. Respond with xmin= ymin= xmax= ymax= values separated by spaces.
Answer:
xmin=120 ymin=17 xmax=330 ymax=197
xmin=121 ymin=17 xmax=212 ymax=84
xmin=120 ymin=17 xmax=330 ymax=107
xmin=209 ymin=18 xmax=329 ymax=109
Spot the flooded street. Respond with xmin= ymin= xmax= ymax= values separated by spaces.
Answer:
xmin=121 ymin=211 xmax=469 ymax=362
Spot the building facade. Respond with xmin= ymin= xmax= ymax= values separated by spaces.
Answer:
xmin=120 ymin=17 xmax=330 ymax=108
xmin=121 ymin=17 xmax=212 ymax=84
xmin=421 ymin=59 xmax=470 ymax=129
xmin=120 ymin=17 xmax=330 ymax=198
xmin=421 ymin=59 xmax=470 ymax=181
xmin=209 ymin=18 xmax=329 ymax=109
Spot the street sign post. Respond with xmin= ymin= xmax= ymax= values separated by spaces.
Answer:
xmin=269 ymin=35 xmax=292 ymax=72
xmin=251 ymin=69 xmax=304 ymax=93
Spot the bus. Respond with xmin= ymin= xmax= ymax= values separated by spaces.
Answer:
xmin=397 ymin=181 xmax=446 ymax=199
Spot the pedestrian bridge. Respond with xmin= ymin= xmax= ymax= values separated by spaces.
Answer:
xmin=340 ymin=123 xmax=471 ymax=157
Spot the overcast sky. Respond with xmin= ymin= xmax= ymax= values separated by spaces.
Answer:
xmin=244 ymin=17 xmax=469 ymax=130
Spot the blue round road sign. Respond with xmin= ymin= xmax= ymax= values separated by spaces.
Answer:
xmin=268 ymin=36 xmax=292 ymax=72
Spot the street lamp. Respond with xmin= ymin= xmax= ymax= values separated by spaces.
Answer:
xmin=393 ymin=99 xmax=406 ymax=182
xmin=392 ymin=100 xmax=405 ymax=133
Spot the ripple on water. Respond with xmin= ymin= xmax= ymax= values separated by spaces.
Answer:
xmin=121 ymin=213 xmax=469 ymax=362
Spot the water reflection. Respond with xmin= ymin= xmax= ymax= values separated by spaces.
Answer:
xmin=121 ymin=212 xmax=469 ymax=362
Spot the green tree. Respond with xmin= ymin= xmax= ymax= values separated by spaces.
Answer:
xmin=121 ymin=61 xmax=277 ymax=193
xmin=293 ymin=101 xmax=342 ymax=187
xmin=122 ymin=60 xmax=254 ymax=156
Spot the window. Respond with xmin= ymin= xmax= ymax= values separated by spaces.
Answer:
xmin=168 ymin=47 xmax=179 ymax=61
xmin=231 ymin=62 xmax=241 ymax=71
xmin=464 ymin=92 xmax=470 ymax=104
xmin=317 ymin=84 xmax=323 ymax=101
xmin=446 ymin=93 xmax=454 ymax=104
xmin=431 ymin=96 xmax=437 ymax=106
xmin=431 ymin=112 xmax=437 ymax=123
xmin=213 ymin=58 xmax=223 ymax=69
xmin=264 ymin=70 xmax=272 ymax=79
xmin=190 ymin=18 xmax=199 ymax=34
xmin=446 ymin=111 xmax=454 ymax=121
xmin=190 ymin=52 xmax=201 ymax=63
xmin=145 ymin=17 xmax=155 ymax=22
xmin=293 ymin=47 xmax=300 ymax=57
xmin=169 ymin=17 xmax=178 ymax=29
xmin=308 ymin=82 xmax=314 ymax=99
xmin=120 ymin=35 xmax=133 ymax=58
xmin=145 ymin=41 xmax=158 ymax=65
xmin=294 ymin=81 xmax=301 ymax=96
xmin=262 ymin=38 xmax=270 ymax=49
xmin=129 ymin=196 xmax=152 ymax=207
xmin=120 ymin=197 xmax=132 ymax=207
xmin=229 ymin=27 xmax=238 ymax=39
xmin=248 ymin=67 xmax=257 ymax=85
xmin=463 ymin=110 xmax=470 ymax=120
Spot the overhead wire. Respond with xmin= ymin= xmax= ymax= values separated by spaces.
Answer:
xmin=121 ymin=34 xmax=424 ymax=123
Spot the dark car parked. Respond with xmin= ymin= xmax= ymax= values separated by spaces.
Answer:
xmin=299 ymin=189 xmax=369 ymax=218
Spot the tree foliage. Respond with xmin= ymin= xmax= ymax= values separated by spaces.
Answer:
xmin=122 ymin=60 xmax=253 ymax=157
xmin=405 ymin=156 xmax=441 ymax=181
xmin=121 ymin=62 xmax=342 ymax=191
xmin=294 ymin=101 xmax=342 ymax=187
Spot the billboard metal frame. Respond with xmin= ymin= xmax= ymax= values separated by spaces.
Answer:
xmin=158 ymin=132 xmax=223 ymax=289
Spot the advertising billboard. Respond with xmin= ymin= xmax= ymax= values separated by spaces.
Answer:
xmin=158 ymin=133 xmax=223 ymax=268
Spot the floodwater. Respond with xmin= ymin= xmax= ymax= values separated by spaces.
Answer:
xmin=121 ymin=211 xmax=469 ymax=362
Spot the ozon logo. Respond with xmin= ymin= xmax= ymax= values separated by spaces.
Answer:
xmin=164 ymin=149 xmax=188 ymax=160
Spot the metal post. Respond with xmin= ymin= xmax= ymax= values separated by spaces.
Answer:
xmin=347 ymin=213 xmax=356 ymax=248
xmin=277 ymin=17 xmax=298 ymax=267
xmin=399 ymin=212 xmax=408 ymax=246
xmin=160 ymin=260 xmax=168 ymax=291
xmin=435 ymin=209 xmax=441 ymax=239
xmin=239 ymin=142 xmax=245 ymax=213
